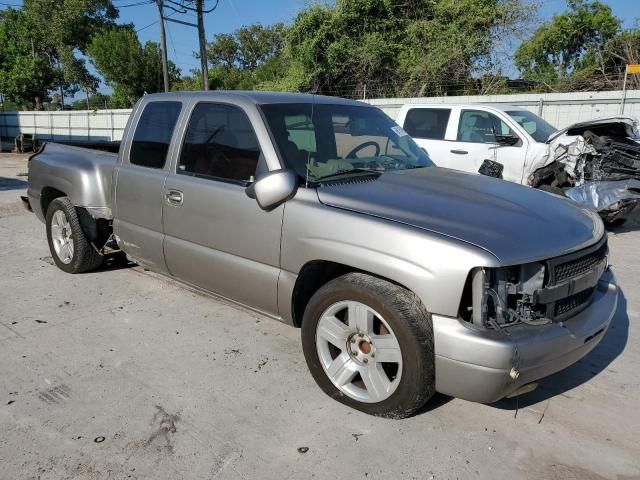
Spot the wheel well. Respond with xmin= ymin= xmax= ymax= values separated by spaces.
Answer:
xmin=41 ymin=187 xmax=66 ymax=216
xmin=291 ymin=261 xmax=356 ymax=327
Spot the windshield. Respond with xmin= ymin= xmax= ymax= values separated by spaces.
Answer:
xmin=506 ymin=110 xmax=557 ymax=143
xmin=260 ymin=103 xmax=433 ymax=183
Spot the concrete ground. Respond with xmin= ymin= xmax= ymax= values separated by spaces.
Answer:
xmin=1 ymin=152 xmax=639 ymax=480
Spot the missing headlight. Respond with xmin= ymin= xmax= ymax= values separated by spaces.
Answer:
xmin=466 ymin=264 xmax=550 ymax=328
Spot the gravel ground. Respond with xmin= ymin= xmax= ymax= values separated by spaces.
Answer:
xmin=1 ymin=153 xmax=639 ymax=480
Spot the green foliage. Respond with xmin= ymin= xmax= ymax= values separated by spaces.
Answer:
xmin=515 ymin=0 xmax=620 ymax=87
xmin=22 ymin=0 xmax=119 ymax=99
xmin=285 ymin=0 xmax=533 ymax=97
xmin=171 ymin=72 xmax=203 ymax=92
xmin=87 ymin=26 xmax=180 ymax=107
xmin=205 ymin=23 xmax=287 ymax=90
xmin=0 ymin=8 xmax=56 ymax=108
xmin=68 ymin=92 xmax=113 ymax=110
xmin=0 ymin=1 xmax=119 ymax=108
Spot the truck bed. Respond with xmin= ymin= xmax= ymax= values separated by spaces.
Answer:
xmin=27 ymin=142 xmax=118 ymax=222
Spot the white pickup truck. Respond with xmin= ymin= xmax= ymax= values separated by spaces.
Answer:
xmin=395 ymin=104 xmax=640 ymax=224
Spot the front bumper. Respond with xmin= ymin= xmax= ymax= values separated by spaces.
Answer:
xmin=433 ymin=269 xmax=618 ymax=403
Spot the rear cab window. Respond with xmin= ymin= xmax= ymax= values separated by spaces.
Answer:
xmin=403 ymin=108 xmax=451 ymax=140
xmin=129 ymin=101 xmax=182 ymax=168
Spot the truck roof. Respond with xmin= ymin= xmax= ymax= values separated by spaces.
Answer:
xmin=143 ymin=90 xmax=366 ymax=107
xmin=398 ymin=103 xmax=527 ymax=113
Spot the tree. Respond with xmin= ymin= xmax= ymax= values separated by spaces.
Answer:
xmin=515 ymin=0 xmax=620 ymax=89
xmin=594 ymin=28 xmax=640 ymax=89
xmin=205 ymin=23 xmax=287 ymax=90
xmin=0 ymin=8 xmax=57 ymax=109
xmin=87 ymin=26 xmax=180 ymax=107
xmin=285 ymin=0 xmax=534 ymax=98
xmin=22 ymin=0 xmax=119 ymax=106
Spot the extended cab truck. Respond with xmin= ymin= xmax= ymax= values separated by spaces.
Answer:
xmin=24 ymin=92 xmax=618 ymax=418
xmin=395 ymin=103 xmax=640 ymax=223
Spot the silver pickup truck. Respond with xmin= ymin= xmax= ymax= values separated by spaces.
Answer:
xmin=24 ymin=91 xmax=618 ymax=418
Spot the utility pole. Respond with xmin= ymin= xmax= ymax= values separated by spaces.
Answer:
xmin=156 ymin=0 xmax=170 ymax=92
xmin=162 ymin=0 xmax=219 ymax=91
xmin=196 ymin=0 xmax=209 ymax=90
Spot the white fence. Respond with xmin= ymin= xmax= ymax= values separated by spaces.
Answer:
xmin=1 ymin=90 xmax=639 ymax=145
xmin=366 ymin=90 xmax=640 ymax=128
xmin=0 ymin=109 xmax=131 ymax=144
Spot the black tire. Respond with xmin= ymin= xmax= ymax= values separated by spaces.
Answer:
xmin=301 ymin=272 xmax=435 ymax=418
xmin=46 ymin=197 xmax=103 ymax=273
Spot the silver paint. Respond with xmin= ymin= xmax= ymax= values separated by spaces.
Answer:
xmin=26 ymin=91 xmax=619 ymax=404
xmin=251 ymin=169 xmax=298 ymax=211
xmin=316 ymin=300 xmax=403 ymax=403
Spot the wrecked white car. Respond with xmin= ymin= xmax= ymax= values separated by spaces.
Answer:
xmin=528 ymin=117 xmax=640 ymax=225
xmin=396 ymin=104 xmax=640 ymax=225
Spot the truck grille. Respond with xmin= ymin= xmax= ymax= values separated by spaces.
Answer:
xmin=544 ymin=236 xmax=608 ymax=321
xmin=552 ymin=241 xmax=608 ymax=284
xmin=554 ymin=287 xmax=595 ymax=318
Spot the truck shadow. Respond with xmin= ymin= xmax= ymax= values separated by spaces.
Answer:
xmin=0 ymin=177 xmax=27 ymax=191
xmin=491 ymin=287 xmax=629 ymax=410
xmin=95 ymin=253 xmax=137 ymax=272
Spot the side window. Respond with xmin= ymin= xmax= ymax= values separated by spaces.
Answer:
xmin=403 ymin=108 xmax=451 ymax=140
xmin=284 ymin=113 xmax=317 ymax=153
xmin=130 ymin=101 xmax=182 ymax=168
xmin=178 ymin=103 xmax=261 ymax=183
xmin=457 ymin=110 xmax=514 ymax=143
xmin=333 ymin=113 xmax=403 ymax=158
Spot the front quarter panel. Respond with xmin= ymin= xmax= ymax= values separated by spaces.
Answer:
xmin=280 ymin=188 xmax=500 ymax=319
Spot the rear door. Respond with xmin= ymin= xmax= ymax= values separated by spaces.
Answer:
xmin=162 ymin=102 xmax=283 ymax=315
xmin=400 ymin=107 xmax=452 ymax=165
xmin=113 ymin=100 xmax=183 ymax=274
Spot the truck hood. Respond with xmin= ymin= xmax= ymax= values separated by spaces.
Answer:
xmin=316 ymin=167 xmax=603 ymax=265
xmin=546 ymin=116 xmax=638 ymax=143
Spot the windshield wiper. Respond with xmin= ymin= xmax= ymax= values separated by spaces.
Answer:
xmin=310 ymin=168 xmax=383 ymax=183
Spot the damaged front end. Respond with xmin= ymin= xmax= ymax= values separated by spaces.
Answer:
xmin=528 ymin=117 xmax=640 ymax=225
xmin=461 ymin=236 xmax=608 ymax=330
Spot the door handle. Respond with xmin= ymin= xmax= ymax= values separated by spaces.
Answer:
xmin=165 ymin=190 xmax=183 ymax=206
xmin=450 ymin=149 xmax=468 ymax=155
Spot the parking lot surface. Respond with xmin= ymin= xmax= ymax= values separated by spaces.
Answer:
xmin=1 ymin=153 xmax=639 ymax=480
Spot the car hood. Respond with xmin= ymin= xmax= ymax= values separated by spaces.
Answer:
xmin=315 ymin=167 xmax=603 ymax=265
xmin=546 ymin=116 xmax=638 ymax=142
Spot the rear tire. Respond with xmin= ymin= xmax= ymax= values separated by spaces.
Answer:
xmin=301 ymin=272 xmax=435 ymax=418
xmin=46 ymin=197 xmax=103 ymax=273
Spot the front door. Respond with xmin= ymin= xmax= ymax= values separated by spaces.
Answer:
xmin=162 ymin=102 xmax=283 ymax=315
xmin=454 ymin=109 xmax=525 ymax=183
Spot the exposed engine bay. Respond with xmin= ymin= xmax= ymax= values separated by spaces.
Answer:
xmin=528 ymin=118 xmax=640 ymax=225
xmin=461 ymin=236 xmax=609 ymax=328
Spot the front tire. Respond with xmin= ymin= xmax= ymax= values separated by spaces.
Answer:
xmin=301 ymin=273 xmax=435 ymax=418
xmin=46 ymin=197 xmax=103 ymax=273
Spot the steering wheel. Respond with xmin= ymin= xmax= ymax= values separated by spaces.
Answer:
xmin=346 ymin=141 xmax=380 ymax=159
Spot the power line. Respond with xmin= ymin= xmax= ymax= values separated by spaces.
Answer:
xmin=135 ymin=7 xmax=178 ymax=32
xmin=116 ymin=0 xmax=154 ymax=7
xmin=165 ymin=19 xmax=179 ymax=60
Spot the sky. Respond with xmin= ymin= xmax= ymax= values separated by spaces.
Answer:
xmin=118 ymin=0 xmax=314 ymax=75
xmin=1 ymin=0 xmax=640 ymax=95
xmin=114 ymin=0 xmax=640 ymax=77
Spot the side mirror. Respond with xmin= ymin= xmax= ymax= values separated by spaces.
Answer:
xmin=245 ymin=169 xmax=298 ymax=211
xmin=495 ymin=134 xmax=519 ymax=146
xmin=478 ymin=159 xmax=504 ymax=179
